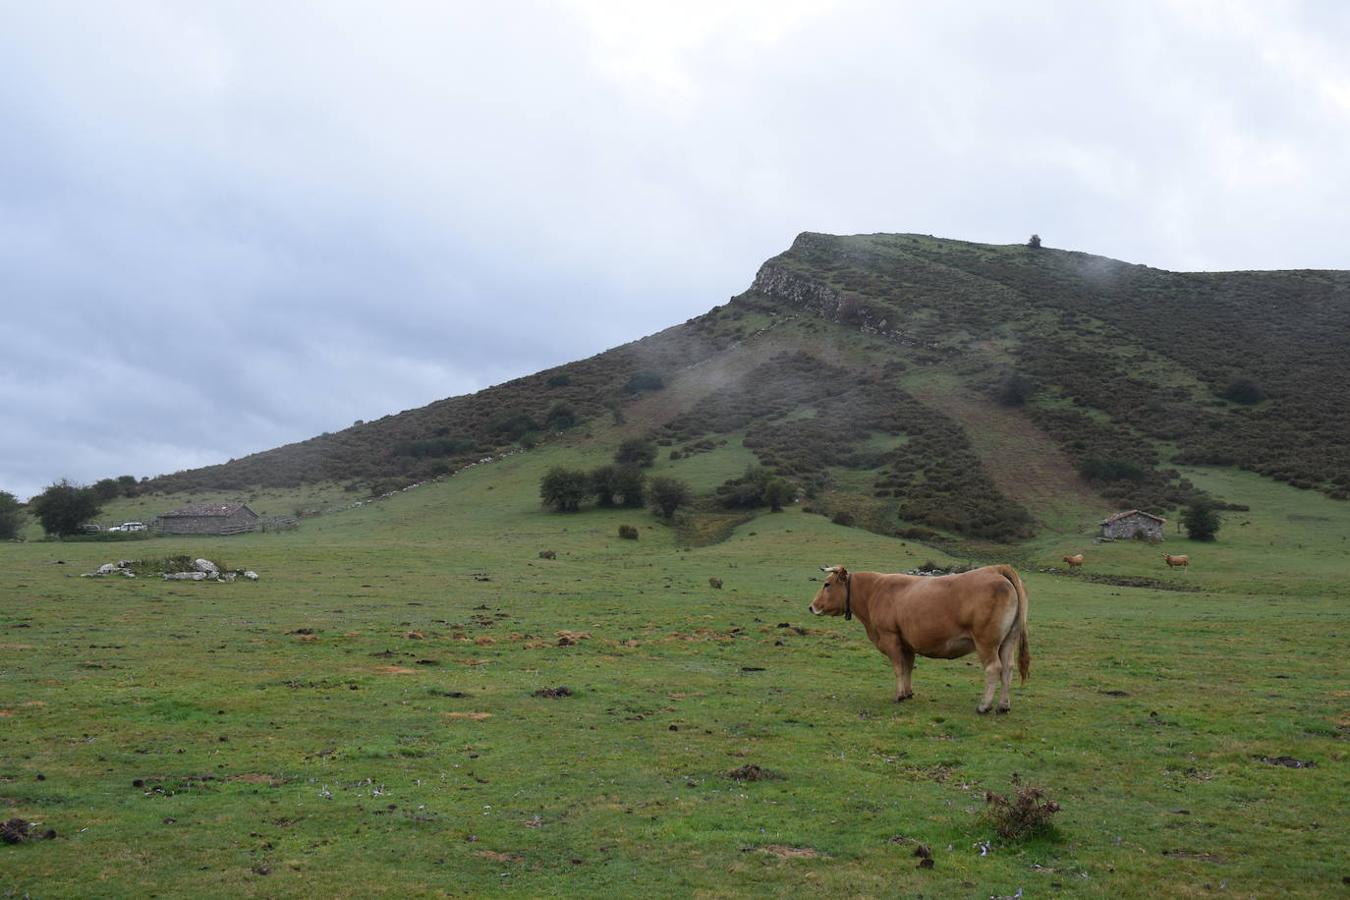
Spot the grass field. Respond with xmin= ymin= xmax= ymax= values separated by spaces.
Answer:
xmin=3 ymin=447 xmax=1347 ymax=897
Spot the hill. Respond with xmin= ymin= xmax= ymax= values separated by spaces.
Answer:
xmin=139 ymin=233 xmax=1350 ymax=542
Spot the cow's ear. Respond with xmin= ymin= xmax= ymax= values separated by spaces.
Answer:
xmin=837 ymin=566 xmax=849 ymax=580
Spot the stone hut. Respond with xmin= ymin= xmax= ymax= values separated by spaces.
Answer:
xmin=156 ymin=502 xmax=259 ymax=536
xmin=1099 ymin=509 xmax=1165 ymax=542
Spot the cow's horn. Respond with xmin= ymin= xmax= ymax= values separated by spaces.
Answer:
xmin=819 ymin=565 xmax=836 ymax=573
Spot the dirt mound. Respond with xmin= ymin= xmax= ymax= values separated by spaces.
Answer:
xmin=728 ymin=764 xmax=782 ymax=782
xmin=532 ymin=686 xmax=573 ymax=698
xmin=2 ymin=818 xmax=55 ymax=844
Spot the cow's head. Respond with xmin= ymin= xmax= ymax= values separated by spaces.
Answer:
xmin=809 ymin=565 xmax=851 ymax=619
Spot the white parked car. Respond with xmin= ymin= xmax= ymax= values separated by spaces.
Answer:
xmin=121 ymin=522 xmax=146 ymax=532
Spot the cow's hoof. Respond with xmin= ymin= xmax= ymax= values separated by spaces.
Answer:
xmin=895 ymin=693 xmax=913 ymax=703
xmin=996 ymin=705 xmax=1010 ymax=715
xmin=976 ymin=705 xmax=992 ymax=715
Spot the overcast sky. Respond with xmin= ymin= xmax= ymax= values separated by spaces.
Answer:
xmin=3 ymin=1 xmax=1348 ymax=500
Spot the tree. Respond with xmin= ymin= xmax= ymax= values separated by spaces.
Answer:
xmin=614 ymin=466 xmax=646 ymax=508
xmin=588 ymin=465 xmax=619 ymax=507
xmin=0 ymin=491 xmax=23 ymax=540
xmin=1181 ymin=501 xmax=1221 ymax=541
xmin=539 ymin=467 xmax=589 ymax=513
xmin=648 ymin=476 xmax=692 ymax=520
xmin=116 ymin=475 xmax=138 ymax=496
xmin=92 ymin=478 xmax=121 ymax=502
xmin=763 ymin=477 xmax=793 ymax=512
xmin=29 ymin=480 xmax=102 ymax=537
xmin=1027 ymin=234 xmax=1042 ymax=249
xmin=614 ymin=438 xmax=657 ymax=468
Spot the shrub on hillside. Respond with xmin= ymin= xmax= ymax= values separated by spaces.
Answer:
xmin=588 ymin=465 xmax=620 ymax=507
xmin=545 ymin=402 xmax=579 ymax=429
xmin=1181 ymin=501 xmax=1221 ymax=541
xmin=714 ymin=467 xmax=793 ymax=512
xmin=618 ymin=524 xmax=639 ymax=540
xmin=995 ymin=373 xmax=1037 ymax=407
xmin=490 ymin=412 xmax=539 ymax=443
xmin=615 ymin=438 xmax=657 ymax=468
xmin=648 ymin=477 xmax=693 ymax=520
xmin=624 ymin=371 xmax=665 ymax=394
xmin=545 ymin=373 xmax=572 ymax=388
xmin=29 ymin=480 xmax=102 ymax=537
xmin=613 ymin=466 xmax=646 ymax=507
xmin=539 ymin=467 xmax=589 ymax=513
xmin=1079 ymin=457 xmax=1145 ymax=483
xmin=1220 ymin=378 xmax=1264 ymax=405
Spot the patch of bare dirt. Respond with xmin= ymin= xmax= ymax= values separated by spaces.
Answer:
xmin=445 ymin=712 xmax=492 ymax=720
xmin=758 ymin=844 xmax=826 ymax=859
xmin=375 ymin=666 xmax=418 ymax=675
xmin=475 ymin=850 xmax=521 ymax=863
xmin=1163 ymin=849 xmax=1228 ymax=864
xmin=556 ymin=630 xmax=590 ymax=646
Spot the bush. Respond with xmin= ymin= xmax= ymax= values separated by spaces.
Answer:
xmin=539 ymin=467 xmax=589 ymax=513
xmin=0 ymin=491 xmax=23 ymax=540
xmin=394 ymin=436 xmax=475 ymax=458
xmin=615 ymin=438 xmax=657 ymax=468
xmin=545 ymin=373 xmax=572 ymax=388
xmin=648 ymin=476 xmax=692 ymax=520
xmin=29 ymin=480 xmax=103 ymax=537
xmin=490 ymin=413 xmax=539 ymax=442
xmin=1181 ymin=501 xmax=1221 ymax=541
xmin=714 ymin=467 xmax=793 ymax=511
xmin=1079 ymin=457 xmax=1145 ymax=483
xmin=588 ymin=465 xmax=619 ymax=507
xmin=545 ymin=402 xmax=579 ymax=429
xmin=624 ymin=371 xmax=665 ymax=394
xmin=614 ymin=466 xmax=646 ymax=507
xmin=1027 ymin=234 xmax=1042 ymax=249
xmin=984 ymin=781 xmax=1060 ymax=840
xmin=995 ymin=373 xmax=1036 ymax=407
xmin=618 ymin=524 xmax=639 ymax=540
xmin=1220 ymin=378 xmax=1264 ymax=405
xmin=830 ymin=510 xmax=855 ymax=527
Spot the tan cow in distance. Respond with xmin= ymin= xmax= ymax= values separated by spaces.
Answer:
xmin=1062 ymin=553 xmax=1084 ymax=568
xmin=809 ymin=565 xmax=1030 ymax=714
xmin=1163 ymin=553 xmax=1190 ymax=570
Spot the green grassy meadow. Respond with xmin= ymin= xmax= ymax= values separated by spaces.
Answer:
xmin=3 ymin=447 xmax=1347 ymax=897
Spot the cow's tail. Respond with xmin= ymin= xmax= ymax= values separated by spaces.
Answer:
xmin=996 ymin=564 xmax=1031 ymax=683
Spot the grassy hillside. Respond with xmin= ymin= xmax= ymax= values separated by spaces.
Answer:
xmin=125 ymin=232 xmax=1349 ymax=550
xmin=3 ymin=438 xmax=1346 ymax=897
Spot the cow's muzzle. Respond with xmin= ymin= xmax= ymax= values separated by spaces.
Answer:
xmin=808 ymin=604 xmax=822 ymax=616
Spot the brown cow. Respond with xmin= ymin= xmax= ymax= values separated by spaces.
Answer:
xmin=809 ymin=564 xmax=1030 ymax=714
xmin=1163 ymin=553 xmax=1190 ymax=570
xmin=1062 ymin=553 xmax=1084 ymax=568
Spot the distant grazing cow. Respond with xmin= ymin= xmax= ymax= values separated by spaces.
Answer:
xmin=1062 ymin=553 xmax=1084 ymax=568
xmin=1163 ymin=553 xmax=1190 ymax=570
xmin=808 ymin=564 xmax=1030 ymax=714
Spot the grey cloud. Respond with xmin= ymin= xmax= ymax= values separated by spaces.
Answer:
xmin=3 ymin=1 xmax=1348 ymax=498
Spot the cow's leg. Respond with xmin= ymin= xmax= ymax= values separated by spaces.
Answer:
xmin=996 ymin=632 xmax=1015 ymax=713
xmin=897 ymin=644 xmax=915 ymax=701
xmin=975 ymin=639 xmax=1003 ymax=714
xmin=874 ymin=632 xmax=909 ymax=703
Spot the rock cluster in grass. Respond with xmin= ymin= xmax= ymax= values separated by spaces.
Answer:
xmin=80 ymin=557 xmax=259 ymax=582
xmin=80 ymin=560 xmax=137 ymax=578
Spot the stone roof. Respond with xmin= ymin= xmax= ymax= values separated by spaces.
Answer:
xmin=160 ymin=502 xmax=257 ymax=518
xmin=1100 ymin=508 xmax=1166 ymax=525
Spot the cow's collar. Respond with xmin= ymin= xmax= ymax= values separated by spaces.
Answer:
xmin=844 ymin=572 xmax=852 ymax=621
